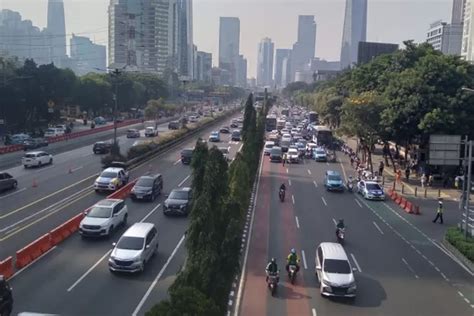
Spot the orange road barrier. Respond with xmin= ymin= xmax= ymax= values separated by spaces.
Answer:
xmin=15 ymin=233 xmax=52 ymax=269
xmin=0 ymin=256 xmax=14 ymax=279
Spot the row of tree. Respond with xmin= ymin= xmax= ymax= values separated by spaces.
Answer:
xmin=287 ymin=41 xmax=474 ymax=171
xmin=147 ymin=93 xmax=269 ymax=315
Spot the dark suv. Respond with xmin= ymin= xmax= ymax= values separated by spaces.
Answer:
xmin=93 ymin=141 xmax=112 ymax=154
xmin=168 ymin=121 xmax=181 ymax=130
xmin=130 ymin=174 xmax=163 ymax=201
xmin=163 ymin=187 xmax=192 ymax=216
xmin=181 ymin=148 xmax=193 ymax=164
xmin=0 ymin=276 xmax=13 ymax=316
xmin=0 ymin=173 xmax=17 ymax=192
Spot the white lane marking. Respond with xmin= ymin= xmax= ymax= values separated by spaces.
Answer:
xmin=354 ymin=199 xmax=362 ymax=208
xmin=301 ymin=250 xmax=308 ymax=270
xmin=350 ymin=253 xmax=362 ymax=272
xmin=313 ymin=180 xmax=318 ymax=188
xmin=67 ymin=250 xmax=112 ymax=292
xmin=312 ymin=308 xmax=317 ymax=316
xmin=140 ymin=204 xmax=161 ymax=223
xmin=70 ymin=166 xmax=83 ymax=172
xmin=401 ymin=258 xmax=419 ymax=279
xmin=234 ymin=152 xmax=264 ymax=316
xmin=458 ymin=291 xmax=465 ymax=297
xmin=292 ymin=195 xmax=295 ymax=205
xmin=0 ymin=188 xmax=26 ymax=200
xmin=9 ymin=246 xmax=57 ymax=280
xmin=326 ymin=162 xmax=329 ymax=166
xmin=238 ymin=144 xmax=243 ymax=152
xmin=178 ymin=175 xmax=190 ymax=187
xmin=321 ymin=197 xmax=327 ymax=206
xmin=288 ymin=179 xmax=292 ymax=186
xmin=339 ymin=157 xmax=348 ymax=182
xmin=295 ymin=216 xmax=300 ymax=229
xmin=132 ymin=234 xmax=186 ymax=316
xmin=307 ymin=169 xmax=312 ymax=175
xmin=373 ymin=222 xmax=384 ymax=235
xmin=173 ymin=159 xmax=181 ymax=165
xmin=286 ymin=168 xmax=289 ymax=174
xmin=332 ymin=218 xmax=337 ymax=226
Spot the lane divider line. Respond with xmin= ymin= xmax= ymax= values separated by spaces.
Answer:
xmin=173 ymin=159 xmax=181 ymax=165
xmin=8 ymin=246 xmax=57 ymax=280
xmin=132 ymin=234 xmax=186 ymax=316
xmin=140 ymin=204 xmax=161 ymax=223
xmin=0 ymin=188 xmax=27 ymax=201
xmin=67 ymin=250 xmax=112 ymax=292
xmin=313 ymin=180 xmax=318 ymax=188
xmin=178 ymin=175 xmax=190 ymax=187
xmin=70 ymin=166 xmax=83 ymax=173
xmin=354 ymin=199 xmax=362 ymax=208
xmin=373 ymin=222 xmax=384 ymax=235
xmin=295 ymin=216 xmax=300 ymax=229
xmin=401 ymin=258 xmax=419 ymax=279
xmin=307 ymin=169 xmax=312 ymax=175
xmin=288 ymin=179 xmax=292 ymax=186
xmin=312 ymin=308 xmax=317 ymax=316
xmin=286 ymin=168 xmax=289 ymax=174
xmin=350 ymin=253 xmax=362 ymax=272
xmin=332 ymin=218 xmax=337 ymax=226
xmin=321 ymin=197 xmax=327 ymax=206
xmin=301 ymin=250 xmax=308 ymax=270
xmin=292 ymin=195 xmax=295 ymax=205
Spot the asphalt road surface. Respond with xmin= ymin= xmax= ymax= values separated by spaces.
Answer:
xmin=237 ymin=149 xmax=474 ymax=316
xmin=5 ymin=113 xmax=244 ymax=316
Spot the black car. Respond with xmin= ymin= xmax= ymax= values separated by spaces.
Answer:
xmin=220 ymin=126 xmax=230 ymax=133
xmin=231 ymin=130 xmax=241 ymax=141
xmin=168 ymin=121 xmax=181 ymax=130
xmin=0 ymin=276 xmax=13 ymax=316
xmin=23 ymin=138 xmax=48 ymax=150
xmin=130 ymin=174 xmax=163 ymax=201
xmin=163 ymin=187 xmax=192 ymax=216
xmin=0 ymin=173 xmax=17 ymax=192
xmin=93 ymin=141 xmax=112 ymax=154
xmin=181 ymin=148 xmax=193 ymax=164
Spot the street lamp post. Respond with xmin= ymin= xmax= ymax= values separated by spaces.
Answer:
xmin=110 ymin=69 xmax=121 ymax=147
xmin=460 ymin=87 xmax=473 ymax=237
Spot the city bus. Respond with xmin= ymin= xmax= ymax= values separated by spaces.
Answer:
xmin=311 ymin=125 xmax=333 ymax=146
xmin=265 ymin=115 xmax=277 ymax=132
xmin=308 ymin=111 xmax=319 ymax=124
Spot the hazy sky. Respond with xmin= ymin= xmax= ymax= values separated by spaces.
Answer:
xmin=1 ymin=0 xmax=452 ymax=77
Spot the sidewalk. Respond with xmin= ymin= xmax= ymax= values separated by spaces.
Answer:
xmin=342 ymin=137 xmax=462 ymax=202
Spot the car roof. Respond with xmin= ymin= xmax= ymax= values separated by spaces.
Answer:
xmin=326 ymin=170 xmax=341 ymax=176
xmin=171 ymin=187 xmax=191 ymax=192
xmin=265 ymin=141 xmax=275 ymax=145
xmin=364 ymin=181 xmax=380 ymax=185
xmin=95 ymin=198 xmax=123 ymax=207
xmin=319 ymin=242 xmax=349 ymax=260
xmin=103 ymin=167 xmax=124 ymax=173
xmin=138 ymin=174 xmax=161 ymax=181
xmin=25 ymin=151 xmax=46 ymax=155
xmin=122 ymin=222 xmax=155 ymax=238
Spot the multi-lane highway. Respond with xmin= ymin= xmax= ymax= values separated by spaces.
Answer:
xmin=2 ymin=110 xmax=243 ymax=315
xmin=237 ymin=149 xmax=474 ymax=316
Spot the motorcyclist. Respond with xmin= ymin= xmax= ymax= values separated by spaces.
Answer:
xmin=280 ymin=183 xmax=286 ymax=193
xmin=0 ymin=275 xmax=13 ymax=316
xmin=347 ymin=176 xmax=354 ymax=188
xmin=286 ymin=248 xmax=300 ymax=274
xmin=336 ymin=219 xmax=345 ymax=236
xmin=266 ymin=258 xmax=279 ymax=282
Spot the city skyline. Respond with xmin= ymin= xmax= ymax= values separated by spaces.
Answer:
xmin=1 ymin=0 xmax=453 ymax=77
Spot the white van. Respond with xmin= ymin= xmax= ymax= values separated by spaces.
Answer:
xmin=44 ymin=128 xmax=65 ymax=137
xmin=315 ymin=242 xmax=357 ymax=297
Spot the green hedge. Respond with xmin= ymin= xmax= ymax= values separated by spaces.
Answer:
xmin=446 ymin=227 xmax=474 ymax=262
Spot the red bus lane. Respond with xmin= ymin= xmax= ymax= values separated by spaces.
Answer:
xmin=240 ymin=157 xmax=271 ymax=316
xmin=278 ymin=163 xmax=312 ymax=316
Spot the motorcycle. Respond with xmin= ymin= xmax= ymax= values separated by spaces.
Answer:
xmin=347 ymin=182 xmax=353 ymax=192
xmin=288 ymin=264 xmax=298 ymax=284
xmin=279 ymin=188 xmax=285 ymax=202
xmin=267 ymin=273 xmax=279 ymax=296
xmin=336 ymin=227 xmax=345 ymax=245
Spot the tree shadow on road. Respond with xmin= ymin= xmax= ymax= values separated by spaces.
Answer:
xmin=274 ymin=282 xmax=312 ymax=300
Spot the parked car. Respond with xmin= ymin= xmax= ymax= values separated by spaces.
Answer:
xmin=209 ymin=131 xmax=220 ymax=142
xmin=220 ymin=126 xmax=230 ymax=134
xmin=23 ymin=138 xmax=48 ymax=150
xmin=324 ymin=170 xmax=344 ymax=191
xmin=168 ymin=121 xmax=181 ymax=130
xmin=44 ymin=128 xmax=65 ymax=137
xmin=126 ymin=129 xmax=140 ymax=138
xmin=163 ymin=187 xmax=192 ymax=216
xmin=181 ymin=148 xmax=194 ymax=164
xmin=145 ymin=127 xmax=158 ymax=137
xmin=188 ymin=115 xmax=198 ymax=123
xmin=108 ymin=222 xmax=159 ymax=273
xmin=79 ymin=199 xmax=128 ymax=238
xmin=231 ymin=130 xmax=241 ymax=141
xmin=94 ymin=166 xmax=129 ymax=192
xmin=358 ymin=180 xmax=385 ymax=200
xmin=22 ymin=151 xmax=53 ymax=168
xmin=315 ymin=242 xmax=356 ymax=298
xmin=130 ymin=174 xmax=163 ymax=201
xmin=93 ymin=141 xmax=112 ymax=154
xmin=0 ymin=172 xmax=17 ymax=192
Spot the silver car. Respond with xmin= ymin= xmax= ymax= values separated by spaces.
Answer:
xmin=109 ymin=222 xmax=159 ymax=273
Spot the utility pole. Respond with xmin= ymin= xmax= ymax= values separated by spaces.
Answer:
xmin=465 ymin=141 xmax=472 ymax=238
xmin=110 ymin=68 xmax=121 ymax=147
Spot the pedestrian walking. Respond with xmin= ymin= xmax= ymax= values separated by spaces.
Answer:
xmin=428 ymin=175 xmax=434 ymax=187
xmin=421 ymin=174 xmax=427 ymax=188
xmin=379 ymin=161 xmax=384 ymax=176
xmin=432 ymin=199 xmax=444 ymax=224
xmin=396 ymin=169 xmax=402 ymax=183
xmin=405 ymin=167 xmax=410 ymax=181
xmin=282 ymin=153 xmax=287 ymax=166
xmin=350 ymin=156 xmax=354 ymax=167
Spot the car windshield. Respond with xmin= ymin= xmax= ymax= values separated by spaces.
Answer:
xmin=87 ymin=206 xmax=112 ymax=218
xmin=182 ymin=149 xmax=193 ymax=156
xmin=136 ymin=178 xmax=154 ymax=187
xmin=328 ymin=175 xmax=341 ymax=181
xmin=367 ymin=183 xmax=382 ymax=191
xmin=324 ymin=259 xmax=351 ymax=274
xmin=24 ymin=154 xmax=37 ymax=158
xmin=117 ymin=236 xmax=144 ymax=250
xmin=316 ymin=150 xmax=325 ymax=155
xmin=169 ymin=190 xmax=188 ymax=200
xmin=45 ymin=129 xmax=55 ymax=133
xmin=232 ymin=131 xmax=240 ymax=135
xmin=101 ymin=172 xmax=117 ymax=178
xmin=265 ymin=144 xmax=273 ymax=148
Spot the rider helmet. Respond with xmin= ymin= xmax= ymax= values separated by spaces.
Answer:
xmin=290 ymin=248 xmax=296 ymax=254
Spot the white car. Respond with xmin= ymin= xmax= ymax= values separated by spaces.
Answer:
xmin=357 ymin=180 xmax=385 ymax=200
xmin=22 ymin=151 xmax=53 ymax=168
xmin=79 ymin=199 xmax=128 ymax=238
xmin=264 ymin=141 xmax=275 ymax=155
xmin=44 ymin=128 xmax=65 ymax=137
xmin=188 ymin=115 xmax=198 ymax=123
xmin=94 ymin=167 xmax=129 ymax=192
xmin=287 ymin=148 xmax=300 ymax=163
xmin=313 ymin=148 xmax=327 ymax=162
xmin=144 ymin=127 xmax=158 ymax=137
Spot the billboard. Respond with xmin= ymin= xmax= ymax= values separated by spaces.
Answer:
xmin=428 ymin=135 xmax=461 ymax=166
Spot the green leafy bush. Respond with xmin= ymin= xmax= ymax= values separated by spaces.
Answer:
xmin=446 ymin=227 xmax=474 ymax=262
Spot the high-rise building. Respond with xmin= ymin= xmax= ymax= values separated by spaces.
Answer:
xmin=340 ymin=0 xmax=368 ymax=69
xmin=47 ymin=0 xmax=67 ymax=66
xmin=257 ymin=37 xmax=274 ymax=87
xmin=237 ymin=54 xmax=247 ymax=87
xmin=452 ymin=0 xmax=466 ymax=24
xmin=426 ymin=21 xmax=462 ymax=55
xmin=175 ymin=0 xmax=194 ymax=79
xmin=195 ymin=51 xmax=212 ymax=82
xmin=274 ymin=48 xmax=291 ymax=88
xmin=281 ymin=56 xmax=291 ymax=87
xmin=357 ymin=42 xmax=398 ymax=64
xmin=70 ymin=34 xmax=106 ymax=75
xmin=291 ymin=15 xmax=316 ymax=81
xmin=219 ymin=17 xmax=240 ymax=85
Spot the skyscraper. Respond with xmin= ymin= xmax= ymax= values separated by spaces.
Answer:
xmin=452 ymin=0 xmax=466 ymax=24
xmin=426 ymin=21 xmax=462 ymax=55
xmin=237 ymin=55 xmax=247 ymax=87
xmin=175 ymin=0 xmax=194 ymax=79
xmin=47 ymin=0 xmax=67 ymax=66
xmin=257 ymin=38 xmax=274 ymax=87
xmin=219 ymin=17 xmax=240 ymax=85
xmin=196 ymin=51 xmax=212 ymax=82
xmin=291 ymin=15 xmax=316 ymax=81
xmin=70 ymin=34 xmax=106 ymax=75
xmin=274 ymin=48 xmax=291 ymax=88
xmin=340 ymin=0 xmax=368 ymax=69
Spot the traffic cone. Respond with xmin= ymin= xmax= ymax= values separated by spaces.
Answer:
xmin=32 ymin=179 xmax=38 ymax=188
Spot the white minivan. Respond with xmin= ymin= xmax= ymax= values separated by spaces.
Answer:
xmin=315 ymin=242 xmax=357 ymax=297
xmin=79 ymin=199 xmax=128 ymax=238
xmin=22 ymin=151 xmax=53 ymax=168
xmin=44 ymin=128 xmax=65 ymax=137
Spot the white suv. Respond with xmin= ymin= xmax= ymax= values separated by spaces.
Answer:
xmin=144 ymin=127 xmax=158 ymax=137
xmin=80 ymin=199 xmax=128 ymax=238
xmin=22 ymin=151 xmax=53 ymax=168
xmin=94 ymin=167 xmax=129 ymax=192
